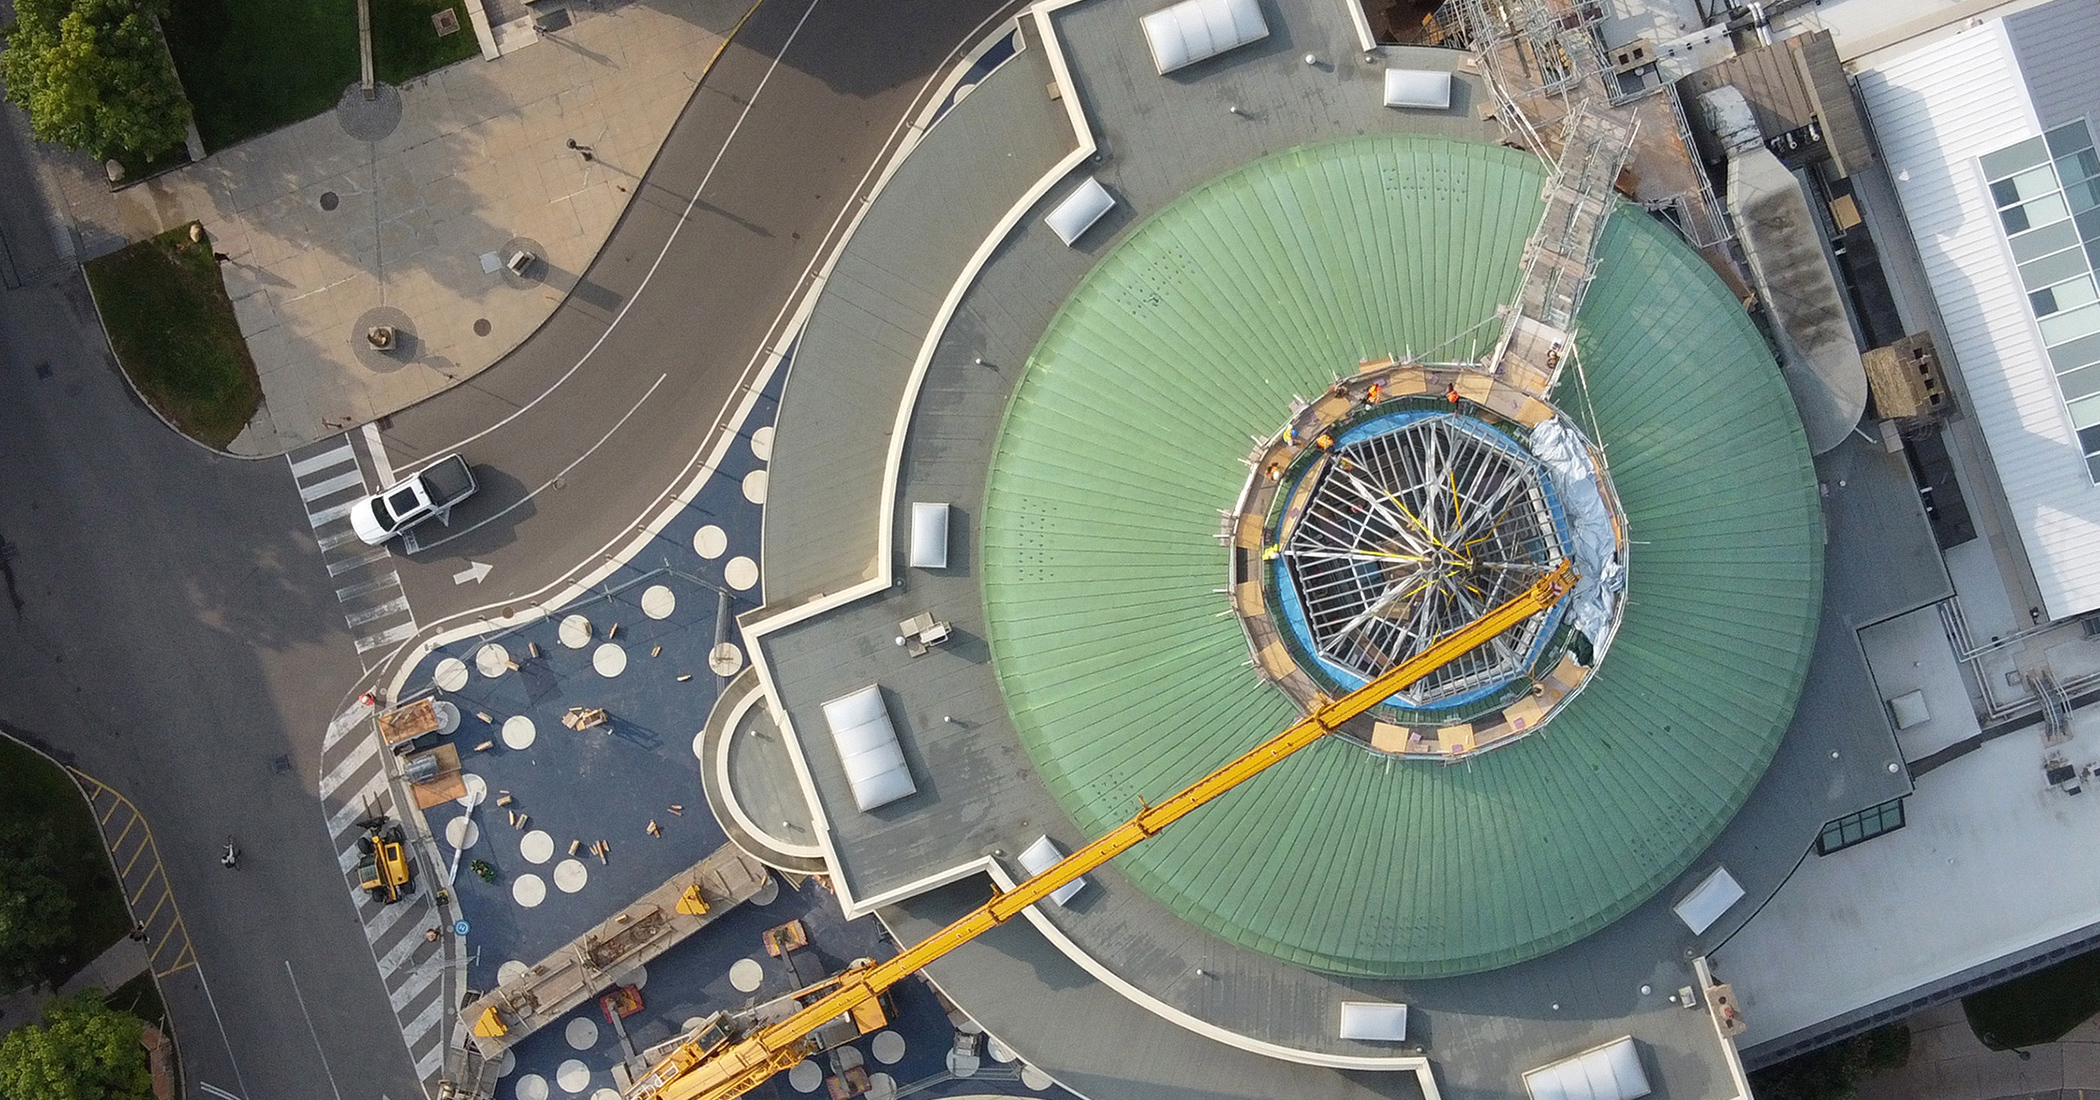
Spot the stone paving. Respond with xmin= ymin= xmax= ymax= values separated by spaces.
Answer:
xmin=28 ymin=0 xmax=751 ymax=456
xmin=1856 ymin=1000 xmax=2100 ymax=1100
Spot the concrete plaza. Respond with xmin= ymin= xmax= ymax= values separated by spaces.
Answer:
xmin=28 ymin=0 xmax=750 ymax=455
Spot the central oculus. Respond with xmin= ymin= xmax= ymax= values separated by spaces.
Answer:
xmin=1280 ymin=414 xmax=1565 ymax=706
xmin=1226 ymin=361 xmax=1628 ymax=759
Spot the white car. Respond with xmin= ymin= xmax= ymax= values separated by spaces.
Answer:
xmin=349 ymin=455 xmax=478 ymax=547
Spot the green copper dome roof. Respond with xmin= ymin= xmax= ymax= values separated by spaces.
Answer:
xmin=979 ymin=135 xmax=1823 ymax=978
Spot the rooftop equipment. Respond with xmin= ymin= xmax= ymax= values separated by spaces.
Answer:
xmin=1138 ymin=0 xmax=1268 ymax=75
xmin=909 ymin=502 xmax=950 ymax=569
xmin=1017 ymin=836 xmax=1088 ymax=906
xmin=1671 ymin=866 xmax=1745 ymax=935
xmin=819 ymin=685 xmax=917 ymax=811
xmin=1045 ymin=177 xmax=1116 ymax=246
xmin=1383 ymin=69 xmax=1453 ymax=110
xmin=1338 ymin=1001 xmax=1409 ymax=1041
xmin=1522 ymin=1036 xmax=1651 ymax=1100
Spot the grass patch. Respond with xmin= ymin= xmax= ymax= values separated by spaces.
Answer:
xmin=1964 ymin=946 xmax=2100 ymax=1049
xmin=84 ymin=224 xmax=261 ymax=449
xmin=0 ymin=739 xmax=131 ymax=988
xmin=164 ymin=0 xmax=477 ymax=151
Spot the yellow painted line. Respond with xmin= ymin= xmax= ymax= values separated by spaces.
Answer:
xmin=66 ymin=765 xmax=199 ymax=994
xmin=136 ymin=888 xmax=171 ymax=932
xmin=107 ymin=811 xmax=141 ymax=853
xmin=119 ymin=837 xmax=150 ymax=878
xmin=128 ymin=865 xmax=164 ymax=908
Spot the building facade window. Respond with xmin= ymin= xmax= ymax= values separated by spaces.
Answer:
xmin=1983 ymin=120 xmax=2100 ymax=479
xmin=1817 ymin=797 xmax=1906 ymax=856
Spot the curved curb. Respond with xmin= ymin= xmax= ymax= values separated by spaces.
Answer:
xmin=78 ymin=256 xmax=266 ymax=462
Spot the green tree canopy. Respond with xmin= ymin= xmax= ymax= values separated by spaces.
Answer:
xmin=0 ymin=821 xmax=75 ymax=989
xmin=1 ymin=0 xmax=191 ymax=162
xmin=0 ymin=992 xmax=153 ymax=1100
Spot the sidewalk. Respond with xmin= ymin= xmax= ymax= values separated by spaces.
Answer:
xmin=31 ymin=0 xmax=751 ymax=456
xmin=1857 ymin=1000 xmax=2100 ymax=1099
xmin=0 ymin=935 xmax=151 ymax=1037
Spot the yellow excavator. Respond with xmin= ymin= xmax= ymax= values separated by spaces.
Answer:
xmin=623 ymin=561 xmax=1578 ymax=1100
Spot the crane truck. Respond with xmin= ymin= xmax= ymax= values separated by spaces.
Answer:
xmin=619 ymin=561 xmax=1577 ymax=1100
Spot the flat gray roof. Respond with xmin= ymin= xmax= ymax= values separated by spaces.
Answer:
xmin=748 ymin=0 xmax=1955 ymax=1096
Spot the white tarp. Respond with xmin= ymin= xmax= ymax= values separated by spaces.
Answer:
xmin=1339 ymin=1002 xmax=1409 ymax=1041
xmin=1523 ymin=1036 xmax=1652 ymax=1100
xmin=821 ymin=685 xmax=917 ymax=811
xmin=1529 ymin=417 xmax=1624 ymax=651
xmin=1139 ymin=0 xmax=1269 ymax=74
xmin=1018 ymin=835 xmax=1088 ymax=906
xmin=1383 ymin=69 xmax=1452 ymax=109
xmin=1046 ymin=178 xmax=1116 ymax=246
xmin=910 ymin=502 xmax=950 ymax=569
xmin=1673 ymin=866 xmax=1746 ymax=934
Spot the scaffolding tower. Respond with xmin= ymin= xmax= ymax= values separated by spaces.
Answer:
xmin=1490 ymin=101 xmax=1636 ymax=394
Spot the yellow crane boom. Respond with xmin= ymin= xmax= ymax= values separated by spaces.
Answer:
xmin=626 ymin=561 xmax=1578 ymax=1100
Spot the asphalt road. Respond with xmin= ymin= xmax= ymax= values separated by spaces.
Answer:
xmin=371 ymin=0 xmax=1020 ymax=632
xmin=0 ymin=0 xmax=1015 ymax=1095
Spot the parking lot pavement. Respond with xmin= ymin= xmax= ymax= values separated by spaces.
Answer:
xmin=492 ymin=874 xmax=1076 ymax=1100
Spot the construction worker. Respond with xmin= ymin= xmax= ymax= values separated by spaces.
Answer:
xmin=1314 ymin=432 xmax=1334 ymax=451
xmin=1364 ymin=382 xmax=1384 ymax=405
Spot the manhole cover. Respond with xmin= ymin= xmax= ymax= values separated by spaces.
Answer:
xmin=319 ymin=191 xmax=339 ymax=211
xmin=473 ymin=318 xmax=491 ymax=337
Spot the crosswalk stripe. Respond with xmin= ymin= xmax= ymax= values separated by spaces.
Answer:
xmin=328 ymin=547 xmax=392 ymax=576
xmin=355 ymin=622 xmax=419 ymax=653
xmin=400 ymin=996 xmax=445 ymax=1049
xmin=413 ymin=1041 xmax=445 ymax=1081
xmin=373 ymin=922 xmax=428 ymax=976
xmin=364 ymin=891 xmax=424 ymax=945
xmin=309 ymin=500 xmax=359 ymax=528
xmin=316 ymin=527 xmax=365 ymax=551
xmin=389 ymin=961 xmax=441 ymax=1012
xmin=298 ymin=470 xmax=366 ymax=503
xmin=319 ymin=736 xmax=381 ymax=800
xmin=326 ymin=774 xmax=388 ymax=834
xmin=345 ymin=596 xmax=412 ymax=627
xmin=288 ymin=444 xmax=356 ymax=478
xmin=334 ymin=573 xmax=403 ymax=601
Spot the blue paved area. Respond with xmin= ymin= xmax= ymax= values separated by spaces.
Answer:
xmin=398 ymin=367 xmax=782 ymax=991
xmin=494 ymin=875 xmax=1071 ymax=1100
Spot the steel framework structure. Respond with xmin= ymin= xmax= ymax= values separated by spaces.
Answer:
xmin=1281 ymin=417 xmax=1565 ymax=702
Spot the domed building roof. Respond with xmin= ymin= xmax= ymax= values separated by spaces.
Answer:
xmin=979 ymin=133 xmax=1824 ymax=978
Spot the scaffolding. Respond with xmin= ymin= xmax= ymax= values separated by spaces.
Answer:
xmin=1490 ymin=101 xmax=1636 ymax=394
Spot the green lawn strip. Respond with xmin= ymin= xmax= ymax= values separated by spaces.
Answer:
xmin=83 ymin=224 xmax=261 ymax=450
xmin=1964 ymin=947 xmax=2100 ymax=1049
xmin=1747 ymin=1024 xmax=1910 ymax=1100
xmin=373 ymin=0 xmax=479 ymax=86
xmin=0 ymin=739 xmax=130 ymax=987
xmin=164 ymin=0 xmax=476 ymax=151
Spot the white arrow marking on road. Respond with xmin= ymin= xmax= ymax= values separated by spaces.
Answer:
xmin=452 ymin=561 xmax=493 ymax=585
xmin=198 ymin=1084 xmax=245 ymax=1100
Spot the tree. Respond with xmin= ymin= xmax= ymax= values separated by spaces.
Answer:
xmin=0 ymin=0 xmax=191 ymax=162
xmin=0 ymin=992 xmax=153 ymax=1100
xmin=0 ymin=821 xmax=75 ymax=990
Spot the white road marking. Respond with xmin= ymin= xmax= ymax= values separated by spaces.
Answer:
xmin=355 ymin=622 xmax=419 ymax=653
xmin=389 ymin=962 xmax=441 ymax=1012
xmin=365 ymin=895 xmax=425 ymax=950
xmin=413 ymin=1042 xmax=445 ymax=1080
xmin=284 ymin=962 xmax=347 ymax=1100
xmin=361 ymin=423 xmax=397 ymax=487
xmin=334 ymin=573 xmax=404 ymax=601
xmin=374 ymin=920 xmax=429 ymax=976
xmin=316 ymin=527 xmax=365 ymax=551
xmin=288 ymin=444 xmax=355 ymax=478
xmin=327 ymin=548 xmax=392 ymax=577
xmin=392 ymin=0 xmax=827 ymax=469
xmin=398 ymin=994 xmax=445 ymax=1049
xmin=346 ymin=596 xmax=412 ymax=627
xmin=318 ymin=735 xmax=381 ymax=800
xmin=409 ymin=375 xmax=666 ymax=553
xmin=325 ymin=774 xmax=387 ymax=831
xmin=298 ymin=470 xmax=366 ymax=503
xmin=452 ymin=561 xmax=492 ymax=585
xmin=309 ymin=500 xmax=359 ymax=528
